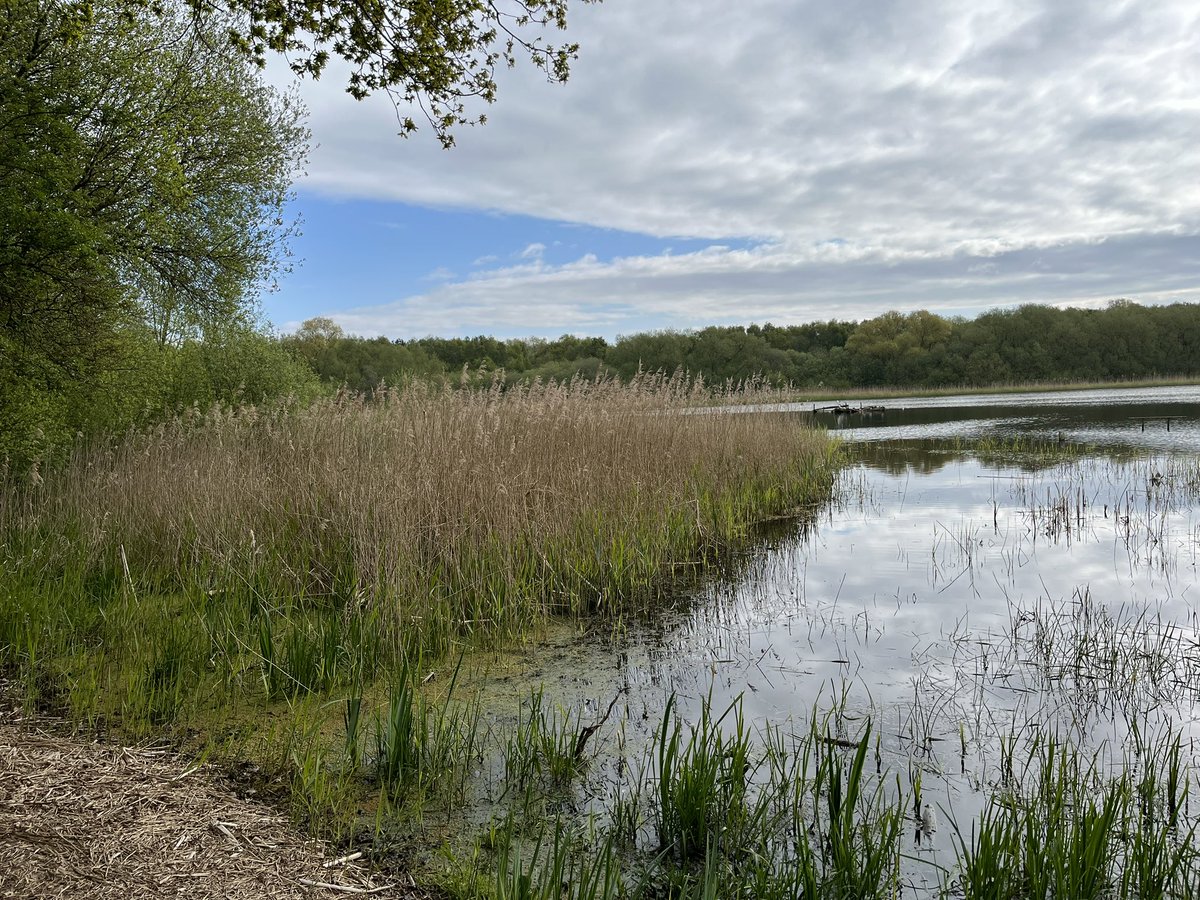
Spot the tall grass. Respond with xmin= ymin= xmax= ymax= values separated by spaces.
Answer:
xmin=2 ymin=374 xmax=834 ymax=658
xmin=488 ymin=695 xmax=906 ymax=900
xmin=477 ymin=694 xmax=1196 ymax=900
xmin=0 ymin=374 xmax=835 ymax=750
xmin=950 ymin=730 xmax=1198 ymax=900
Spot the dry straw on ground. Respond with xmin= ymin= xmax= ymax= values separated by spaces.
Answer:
xmin=0 ymin=704 xmax=426 ymax=899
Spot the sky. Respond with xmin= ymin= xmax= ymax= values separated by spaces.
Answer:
xmin=263 ymin=0 xmax=1200 ymax=341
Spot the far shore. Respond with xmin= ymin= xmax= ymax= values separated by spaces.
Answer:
xmin=781 ymin=374 xmax=1200 ymax=404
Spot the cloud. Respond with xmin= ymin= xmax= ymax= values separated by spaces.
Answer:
xmin=273 ymin=0 xmax=1200 ymax=331
xmin=318 ymin=232 xmax=1200 ymax=340
xmin=518 ymin=242 xmax=546 ymax=260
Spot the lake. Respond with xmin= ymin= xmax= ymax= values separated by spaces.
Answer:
xmin=805 ymin=383 xmax=1200 ymax=451
xmin=463 ymin=385 xmax=1200 ymax=890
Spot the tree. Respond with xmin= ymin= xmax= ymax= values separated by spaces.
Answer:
xmin=844 ymin=310 xmax=952 ymax=385
xmin=608 ymin=331 xmax=692 ymax=379
xmin=685 ymin=326 xmax=788 ymax=384
xmin=294 ymin=316 xmax=347 ymax=347
xmin=202 ymin=0 xmax=601 ymax=146
xmin=0 ymin=0 xmax=308 ymax=463
xmin=1 ymin=0 xmax=307 ymax=361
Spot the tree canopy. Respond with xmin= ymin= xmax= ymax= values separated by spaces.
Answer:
xmin=2 ymin=0 xmax=307 ymax=360
xmin=196 ymin=0 xmax=600 ymax=146
xmin=1 ymin=0 xmax=311 ymax=464
xmin=283 ymin=302 xmax=1200 ymax=392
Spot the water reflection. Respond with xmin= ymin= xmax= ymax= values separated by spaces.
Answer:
xmin=800 ymin=384 xmax=1200 ymax=452
xmin=463 ymin=397 xmax=1200 ymax=885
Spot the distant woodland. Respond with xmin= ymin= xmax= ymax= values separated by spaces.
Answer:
xmin=6 ymin=299 xmax=1200 ymax=468
xmin=288 ymin=300 xmax=1200 ymax=392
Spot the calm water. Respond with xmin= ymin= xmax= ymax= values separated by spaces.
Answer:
xmin=805 ymin=383 xmax=1200 ymax=451
xmin=466 ymin=386 xmax=1200 ymax=884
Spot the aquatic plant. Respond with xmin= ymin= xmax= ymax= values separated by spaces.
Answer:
xmin=0 ymin=374 xmax=834 ymax=738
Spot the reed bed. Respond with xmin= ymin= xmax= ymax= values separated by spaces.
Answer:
xmin=464 ymin=688 xmax=1199 ymax=900
xmin=0 ymin=374 xmax=835 ymax=734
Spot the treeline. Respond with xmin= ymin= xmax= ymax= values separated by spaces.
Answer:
xmin=2 ymin=326 xmax=321 ymax=469
xmin=287 ymin=301 xmax=1200 ymax=392
xmin=7 ymin=299 xmax=1199 ymax=471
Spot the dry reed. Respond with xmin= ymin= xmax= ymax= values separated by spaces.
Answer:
xmin=1 ymin=373 xmax=835 ymax=662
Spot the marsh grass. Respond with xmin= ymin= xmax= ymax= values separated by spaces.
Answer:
xmin=475 ymin=691 xmax=1197 ymax=900
xmin=491 ymin=823 xmax=624 ymax=900
xmin=2 ymin=374 xmax=834 ymax=652
xmin=503 ymin=687 xmax=590 ymax=794
xmin=0 ymin=374 xmax=837 ymax=869
xmin=950 ymin=729 xmax=1199 ymax=900
xmin=374 ymin=657 xmax=480 ymax=799
xmin=654 ymin=693 xmax=760 ymax=861
xmin=486 ymin=694 xmax=909 ymax=900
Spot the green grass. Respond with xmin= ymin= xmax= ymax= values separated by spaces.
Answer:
xmin=464 ymin=694 xmax=1198 ymax=900
xmin=0 ymin=376 xmax=840 ymax=879
xmin=950 ymin=732 xmax=1198 ymax=900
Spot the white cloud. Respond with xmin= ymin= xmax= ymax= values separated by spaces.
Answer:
xmin=518 ymin=242 xmax=546 ymax=260
xmin=320 ymin=232 xmax=1200 ymax=339
xmin=275 ymin=0 xmax=1200 ymax=332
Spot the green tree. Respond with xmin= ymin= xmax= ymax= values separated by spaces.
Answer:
xmin=608 ymin=331 xmax=692 ymax=379
xmin=0 ymin=0 xmax=308 ymax=463
xmin=2 ymin=0 xmax=306 ymax=352
xmin=843 ymin=310 xmax=951 ymax=385
xmin=684 ymin=326 xmax=788 ymax=384
xmin=202 ymin=0 xmax=600 ymax=146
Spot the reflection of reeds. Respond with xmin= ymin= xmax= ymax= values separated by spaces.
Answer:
xmin=1004 ymin=587 xmax=1200 ymax=715
xmin=1008 ymin=455 xmax=1200 ymax=570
